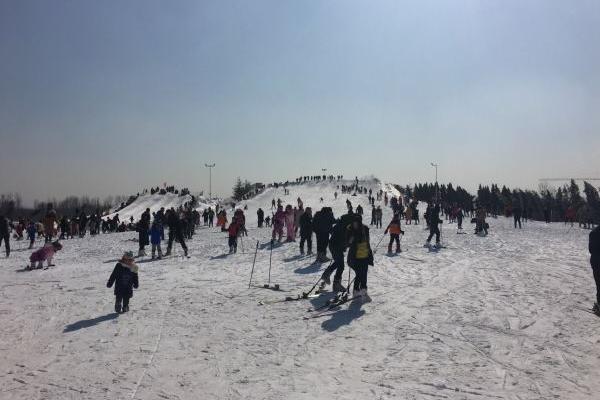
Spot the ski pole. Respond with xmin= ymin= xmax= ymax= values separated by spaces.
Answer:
xmin=372 ymin=233 xmax=386 ymax=255
xmin=248 ymin=240 xmax=259 ymax=288
xmin=267 ymin=239 xmax=274 ymax=286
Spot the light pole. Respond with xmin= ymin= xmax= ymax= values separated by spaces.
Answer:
xmin=205 ymin=163 xmax=215 ymax=199
xmin=430 ymin=162 xmax=439 ymax=202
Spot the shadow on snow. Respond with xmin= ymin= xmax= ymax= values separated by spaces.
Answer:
xmin=63 ymin=313 xmax=119 ymax=333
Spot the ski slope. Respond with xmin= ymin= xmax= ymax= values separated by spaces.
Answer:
xmin=1 ymin=178 xmax=599 ymax=400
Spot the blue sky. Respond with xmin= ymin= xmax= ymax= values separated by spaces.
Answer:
xmin=1 ymin=0 xmax=599 ymax=203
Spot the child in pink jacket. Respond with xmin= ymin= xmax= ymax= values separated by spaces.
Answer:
xmin=29 ymin=241 xmax=62 ymax=269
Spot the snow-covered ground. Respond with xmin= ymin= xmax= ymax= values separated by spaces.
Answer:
xmin=1 ymin=179 xmax=599 ymax=400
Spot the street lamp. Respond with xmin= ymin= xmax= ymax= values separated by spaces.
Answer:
xmin=430 ymin=162 xmax=439 ymax=202
xmin=205 ymin=163 xmax=215 ymax=199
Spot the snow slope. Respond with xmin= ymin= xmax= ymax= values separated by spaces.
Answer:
xmin=1 ymin=178 xmax=599 ymax=400
xmin=104 ymin=193 xmax=217 ymax=222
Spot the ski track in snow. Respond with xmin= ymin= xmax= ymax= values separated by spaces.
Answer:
xmin=1 ymin=179 xmax=599 ymax=399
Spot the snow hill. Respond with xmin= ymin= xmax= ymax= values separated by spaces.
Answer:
xmin=1 ymin=178 xmax=599 ymax=399
xmin=104 ymin=192 xmax=217 ymax=222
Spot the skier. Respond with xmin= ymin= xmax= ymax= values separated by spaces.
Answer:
xmin=346 ymin=215 xmax=373 ymax=299
xmin=28 ymin=241 xmax=62 ymax=270
xmin=257 ymin=208 xmax=264 ymax=228
xmin=384 ymin=213 xmax=404 ymax=254
xmin=590 ymin=225 xmax=600 ymax=314
xmin=0 ymin=215 xmax=10 ymax=257
xmin=312 ymin=207 xmax=335 ymax=262
xmin=138 ymin=208 xmax=151 ymax=256
xmin=149 ymin=220 xmax=163 ymax=260
xmin=107 ymin=251 xmax=139 ymax=313
xmin=165 ymin=209 xmax=189 ymax=257
xmin=320 ymin=212 xmax=357 ymax=292
xmin=299 ymin=207 xmax=313 ymax=255
xmin=425 ymin=203 xmax=442 ymax=247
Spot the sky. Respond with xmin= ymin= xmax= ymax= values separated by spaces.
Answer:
xmin=1 ymin=0 xmax=600 ymax=204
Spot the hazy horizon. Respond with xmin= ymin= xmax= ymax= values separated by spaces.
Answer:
xmin=2 ymin=0 xmax=600 ymax=205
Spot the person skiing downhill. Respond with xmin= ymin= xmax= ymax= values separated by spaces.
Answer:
xmin=384 ymin=213 xmax=404 ymax=254
xmin=107 ymin=251 xmax=139 ymax=313
xmin=589 ymin=225 xmax=600 ymax=315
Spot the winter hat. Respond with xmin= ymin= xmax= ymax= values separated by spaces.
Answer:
xmin=121 ymin=251 xmax=135 ymax=262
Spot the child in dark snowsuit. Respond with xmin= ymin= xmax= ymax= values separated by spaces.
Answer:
xmin=107 ymin=251 xmax=139 ymax=313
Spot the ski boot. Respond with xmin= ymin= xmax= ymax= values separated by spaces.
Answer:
xmin=332 ymin=279 xmax=346 ymax=293
xmin=387 ymin=245 xmax=393 ymax=254
xmin=396 ymin=246 xmax=402 ymax=253
xmin=115 ymin=299 xmax=122 ymax=314
xmin=122 ymin=305 xmax=129 ymax=313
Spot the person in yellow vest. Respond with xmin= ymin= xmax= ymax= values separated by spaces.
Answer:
xmin=346 ymin=216 xmax=374 ymax=300
xmin=384 ymin=213 xmax=404 ymax=254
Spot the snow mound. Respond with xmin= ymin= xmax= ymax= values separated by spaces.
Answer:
xmin=104 ymin=193 xmax=216 ymax=222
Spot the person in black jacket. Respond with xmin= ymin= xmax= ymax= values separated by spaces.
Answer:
xmin=299 ymin=207 xmax=313 ymax=255
xmin=426 ymin=203 xmax=442 ymax=247
xmin=0 ymin=215 xmax=10 ymax=258
xmin=138 ymin=208 xmax=151 ymax=256
xmin=590 ymin=225 xmax=600 ymax=314
xmin=257 ymin=208 xmax=264 ymax=228
xmin=320 ymin=212 xmax=359 ymax=292
xmin=107 ymin=251 xmax=139 ymax=313
xmin=165 ymin=208 xmax=188 ymax=257
xmin=312 ymin=207 xmax=335 ymax=262
xmin=346 ymin=216 xmax=373 ymax=300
